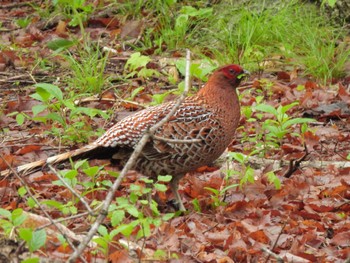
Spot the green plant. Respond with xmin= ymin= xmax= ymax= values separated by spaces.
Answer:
xmin=275 ymin=2 xmax=349 ymax=82
xmin=46 ymin=37 xmax=108 ymax=94
xmin=205 ymin=183 xmax=239 ymax=208
xmin=0 ymin=208 xmax=46 ymax=260
xmin=18 ymin=228 xmax=47 ymax=254
xmin=42 ymin=200 xmax=78 ymax=215
xmin=29 ymin=83 xmax=108 ymax=144
xmin=51 ymin=0 xmax=94 ymax=36
xmin=16 ymin=17 xmax=31 ymax=28
xmin=66 ymin=46 xmax=109 ymax=94
xmin=200 ymin=1 xmax=348 ymax=81
xmin=205 ymin=2 xmax=286 ymax=69
xmin=0 ymin=208 xmax=27 ymax=236
xmin=228 ymin=152 xmax=255 ymax=186
xmin=321 ymin=0 xmax=337 ymax=7
xmin=93 ymin=175 xmax=175 ymax=257
xmin=125 ymin=52 xmax=160 ymax=79
xmin=227 ymin=152 xmax=281 ymax=189
xmin=157 ymin=6 xmax=213 ymax=50
xmin=253 ymin=102 xmax=313 ymax=154
xmin=119 ymin=0 xmax=176 ymax=19
xmin=291 ymin=31 xmax=349 ymax=83
xmin=175 ymin=58 xmax=216 ymax=82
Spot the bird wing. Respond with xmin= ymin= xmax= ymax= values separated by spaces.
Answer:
xmin=95 ymin=98 xmax=221 ymax=161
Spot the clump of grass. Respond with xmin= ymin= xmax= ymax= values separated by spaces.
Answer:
xmin=198 ymin=0 xmax=349 ymax=82
xmin=132 ymin=0 xmax=346 ymax=82
xmin=63 ymin=41 xmax=108 ymax=94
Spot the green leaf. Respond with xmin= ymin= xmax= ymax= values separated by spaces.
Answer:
xmin=150 ymin=200 xmax=160 ymax=215
xmin=322 ymin=0 xmax=336 ymax=8
xmin=282 ymin=118 xmax=314 ymax=129
xmin=157 ymin=175 xmax=172 ymax=182
xmin=154 ymin=183 xmax=167 ymax=192
xmin=47 ymin=38 xmax=75 ymax=51
xmin=175 ymin=59 xmax=215 ymax=81
xmin=31 ymin=104 xmax=47 ymax=116
xmin=162 ymin=213 xmax=175 ymax=221
xmin=266 ymin=171 xmax=281 ymax=190
xmin=93 ymin=236 xmax=108 ymax=250
xmin=138 ymin=68 xmax=159 ymax=78
xmin=153 ymin=183 xmax=167 ymax=192
xmin=98 ymin=225 xmax=108 ymax=236
xmin=27 ymin=197 xmax=37 ymax=209
xmin=21 ymin=258 xmax=40 ymax=263
xmin=0 ymin=208 xmax=11 ymax=219
xmin=130 ymin=87 xmax=144 ymax=100
xmin=116 ymin=221 xmax=139 ymax=237
xmin=42 ymin=200 xmax=63 ymax=209
xmin=154 ymin=249 xmax=167 ymax=260
xmin=265 ymin=125 xmax=282 ymax=136
xmin=18 ymin=186 xmax=27 ymax=197
xmin=138 ymin=219 xmax=151 ymax=238
xmin=126 ymin=206 xmax=139 ymax=217
xmin=221 ymin=183 xmax=239 ymax=192
xmin=34 ymin=83 xmax=63 ymax=101
xmin=73 ymin=159 xmax=88 ymax=170
xmin=180 ymin=6 xmax=212 ymax=17
xmin=70 ymin=107 xmax=108 ymax=119
xmin=175 ymin=14 xmax=188 ymax=31
xmin=109 ymin=229 xmax=120 ymax=239
xmin=57 ymin=234 xmax=67 ymax=245
xmin=16 ymin=17 xmax=30 ymax=28
xmin=129 ymin=184 xmax=141 ymax=192
xmin=12 ymin=209 xmax=27 ymax=226
xmin=19 ymin=228 xmax=33 ymax=243
xmin=204 ymin=187 xmax=219 ymax=195
xmin=31 ymin=229 xmax=46 ymax=251
xmin=240 ymin=166 xmax=255 ymax=185
xmin=62 ymin=169 xmax=78 ymax=180
xmin=280 ymin=102 xmax=299 ymax=115
xmin=83 ymin=166 xmax=100 ymax=177
xmin=116 ymin=197 xmax=129 ymax=206
xmin=254 ymin=104 xmax=278 ymax=116
xmin=16 ymin=113 xmax=25 ymax=125
xmin=125 ymin=52 xmax=151 ymax=72
xmin=228 ymin=152 xmax=246 ymax=164
xmin=111 ymin=210 xmax=125 ymax=227
xmin=152 ymin=92 xmax=170 ymax=105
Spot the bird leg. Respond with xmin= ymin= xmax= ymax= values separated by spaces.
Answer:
xmin=170 ymin=175 xmax=186 ymax=212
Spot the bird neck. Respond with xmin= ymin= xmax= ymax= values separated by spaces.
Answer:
xmin=198 ymin=77 xmax=239 ymax=110
xmin=197 ymin=76 xmax=241 ymax=134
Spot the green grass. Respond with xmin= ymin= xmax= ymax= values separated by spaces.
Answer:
xmin=199 ymin=0 xmax=349 ymax=81
xmin=126 ymin=0 xmax=348 ymax=82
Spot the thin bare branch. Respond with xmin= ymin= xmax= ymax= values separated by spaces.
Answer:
xmin=152 ymin=134 xmax=201 ymax=144
xmin=261 ymin=247 xmax=284 ymax=263
xmin=0 ymin=155 xmax=87 ymax=263
xmin=48 ymin=165 xmax=95 ymax=215
xmin=68 ymin=49 xmax=192 ymax=262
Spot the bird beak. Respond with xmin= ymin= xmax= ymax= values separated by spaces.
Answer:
xmin=237 ymin=69 xmax=250 ymax=80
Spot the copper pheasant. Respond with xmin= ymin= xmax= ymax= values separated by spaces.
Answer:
xmin=2 ymin=64 xmax=248 ymax=211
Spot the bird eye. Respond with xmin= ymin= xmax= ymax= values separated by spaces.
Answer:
xmin=229 ymin=68 xmax=234 ymax=74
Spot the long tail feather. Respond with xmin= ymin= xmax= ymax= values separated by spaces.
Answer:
xmin=1 ymin=144 xmax=99 ymax=177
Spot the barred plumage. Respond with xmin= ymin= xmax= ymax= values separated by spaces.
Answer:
xmin=1 ymin=64 xmax=248 ymax=211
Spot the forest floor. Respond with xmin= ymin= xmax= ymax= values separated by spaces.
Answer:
xmin=1 ymin=1 xmax=350 ymax=262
